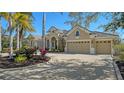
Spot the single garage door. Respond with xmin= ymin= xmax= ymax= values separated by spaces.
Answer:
xmin=67 ymin=41 xmax=90 ymax=54
xmin=96 ymin=40 xmax=111 ymax=54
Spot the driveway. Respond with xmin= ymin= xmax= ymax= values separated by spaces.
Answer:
xmin=0 ymin=53 xmax=117 ymax=80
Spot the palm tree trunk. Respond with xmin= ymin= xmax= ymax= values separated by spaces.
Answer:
xmin=42 ymin=13 xmax=46 ymax=49
xmin=0 ymin=18 xmax=2 ymax=55
xmin=31 ymin=41 xmax=32 ymax=47
xmin=19 ymin=38 xmax=22 ymax=48
xmin=9 ymin=17 xmax=13 ymax=59
xmin=16 ymin=27 xmax=20 ymax=50
xmin=9 ymin=31 xmax=13 ymax=59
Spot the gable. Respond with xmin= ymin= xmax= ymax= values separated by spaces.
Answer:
xmin=48 ymin=26 xmax=58 ymax=32
xmin=67 ymin=26 xmax=90 ymax=40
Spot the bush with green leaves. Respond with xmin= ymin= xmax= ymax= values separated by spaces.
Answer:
xmin=119 ymin=52 xmax=124 ymax=61
xmin=14 ymin=47 xmax=37 ymax=59
xmin=15 ymin=55 xmax=27 ymax=63
xmin=114 ymin=44 xmax=124 ymax=51
xmin=114 ymin=44 xmax=124 ymax=55
xmin=114 ymin=44 xmax=124 ymax=61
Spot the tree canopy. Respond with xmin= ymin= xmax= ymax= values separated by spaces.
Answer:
xmin=65 ymin=12 xmax=124 ymax=33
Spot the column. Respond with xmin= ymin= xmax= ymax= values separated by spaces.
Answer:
xmin=64 ymin=41 xmax=67 ymax=53
xmin=111 ymin=40 xmax=114 ymax=55
xmin=49 ymin=39 xmax=52 ymax=50
xmin=57 ymin=39 xmax=59 ymax=50
xmin=90 ymin=39 xmax=96 ymax=54
xmin=90 ymin=40 xmax=92 ymax=54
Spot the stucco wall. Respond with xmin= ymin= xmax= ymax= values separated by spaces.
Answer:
xmin=67 ymin=28 xmax=90 ymax=40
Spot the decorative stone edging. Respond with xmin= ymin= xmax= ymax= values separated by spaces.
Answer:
xmin=113 ymin=62 xmax=123 ymax=80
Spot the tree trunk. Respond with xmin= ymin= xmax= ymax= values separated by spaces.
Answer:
xmin=42 ymin=13 xmax=46 ymax=49
xmin=16 ymin=27 xmax=20 ymax=50
xmin=9 ymin=18 xmax=13 ymax=59
xmin=19 ymin=38 xmax=22 ymax=48
xmin=9 ymin=31 xmax=13 ymax=59
xmin=30 ymin=41 xmax=32 ymax=47
xmin=0 ymin=17 xmax=2 ymax=54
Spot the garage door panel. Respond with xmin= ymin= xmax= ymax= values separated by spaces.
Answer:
xmin=67 ymin=41 xmax=90 ymax=54
xmin=96 ymin=41 xmax=111 ymax=54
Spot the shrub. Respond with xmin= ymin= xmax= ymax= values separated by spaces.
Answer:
xmin=39 ymin=49 xmax=47 ymax=56
xmin=22 ymin=45 xmax=29 ymax=49
xmin=14 ymin=47 xmax=37 ymax=59
xmin=119 ymin=52 xmax=124 ymax=61
xmin=14 ymin=48 xmax=26 ymax=57
xmin=114 ymin=44 xmax=124 ymax=54
xmin=15 ymin=55 xmax=27 ymax=63
xmin=2 ymin=48 xmax=10 ymax=53
xmin=51 ymin=48 xmax=55 ymax=52
xmin=25 ymin=48 xmax=37 ymax=59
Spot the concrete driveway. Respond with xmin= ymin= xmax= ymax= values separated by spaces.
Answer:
xmin=0 ymin=53 xmax=117 ymax=80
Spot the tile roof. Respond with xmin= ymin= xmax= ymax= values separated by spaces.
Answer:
xmin=90 ymin=31 xmax=118 ymax=37
xmin=33 ymin=25 xmax=119 ymax=39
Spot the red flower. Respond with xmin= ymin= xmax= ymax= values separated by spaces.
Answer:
xmin=39 ymin=48 xmax=47 ymax=56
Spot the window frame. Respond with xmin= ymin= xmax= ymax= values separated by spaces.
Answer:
xmin=75 ymin=30 xmax=80 ymax=37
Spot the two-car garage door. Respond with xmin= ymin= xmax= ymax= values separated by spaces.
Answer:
xmin=67 ymin=41 xmax=90 ymax=54
xmin=67 ymin=40 xmax=112 ymax=54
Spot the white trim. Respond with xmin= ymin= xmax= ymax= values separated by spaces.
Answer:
xmin=95 ymin=38 xmax=113 ymax=41
xmin=111 ymin=40 xmax=112 ymax=55
xmin=75 ymin=36 xmax=80 ymax=39
xmin=90 ymin=40 xmax=92 ymax=54
xmin=95 ymin=37 xmax=116 ymax=39
xmin=67 ymin=39 xmax=91 ymax=42
xmin=75 ymin=30 xmax=80 ymax=36
xmin=111 ymin=40 xmax=115 ymax=55
xmin=90 ymin=40 xmax=91 ymax=50
xmin=90 ymin=40 xmax=96 ymax=54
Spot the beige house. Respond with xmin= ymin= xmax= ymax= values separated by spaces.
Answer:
xmin=32 ymin=25 xmax=119 ymax=54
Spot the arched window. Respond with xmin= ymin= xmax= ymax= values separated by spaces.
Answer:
xmin=76 ymin=31 xmax=80 ymax=36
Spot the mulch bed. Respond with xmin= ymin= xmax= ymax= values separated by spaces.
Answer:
xmin=0 ymin=56 xmax=50 ymax=69
xmin=116 ymin=61 xmax=124 ymax=79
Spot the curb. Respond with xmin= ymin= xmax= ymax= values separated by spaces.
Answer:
xmin=113 ymin=61 xmax=123 ymax=80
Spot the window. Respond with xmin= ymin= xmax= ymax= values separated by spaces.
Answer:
xmin=76 ymin=31 xmax=80 ymax=36
xmin=108 ymin=41 xmax=111 ymax=43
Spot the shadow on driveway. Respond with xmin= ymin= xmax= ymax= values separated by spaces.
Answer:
xmin=0 ymin=58 xmax=116 ymax=80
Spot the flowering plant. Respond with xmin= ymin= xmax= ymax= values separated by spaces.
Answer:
xmin=39 ymin=48 xmax=47 ymax=56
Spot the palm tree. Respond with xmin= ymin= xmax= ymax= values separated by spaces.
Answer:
xmin=7 ymin=13 xmax=15 ymax=59
xmin=12 ymin=13 xmax=34 ymax=50
xmin=19 ymin=14 xmax=34 ymax=48
xmin=1 ymin=12 xmax=18 ymax=59
xmin=27 ymin=34 xmax=35 ymax=47
xmin=0 ymin=13 xmax=9 ymax=55
xmin=0 ymin=12 xmax=34 ymax=58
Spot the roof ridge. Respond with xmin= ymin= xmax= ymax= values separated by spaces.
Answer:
xmin=92 ymin=31 xmax=118 ymax=36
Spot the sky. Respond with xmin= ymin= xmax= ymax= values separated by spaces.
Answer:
xmin=31 ymin=12 xmax=71 ymax=36
xmin=31 ymin=12 xmax=109 ymax=36
xmin=1 ymin=12 xmax=124 ymax=38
